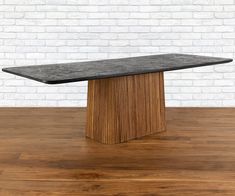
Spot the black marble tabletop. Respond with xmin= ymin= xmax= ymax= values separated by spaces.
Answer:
xmin=2 ymin=53 xmax=233 ymax=84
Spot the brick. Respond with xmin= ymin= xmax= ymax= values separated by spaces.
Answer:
xmin=214 ymin=0 xmax=234 ymax=4
xmin=46 ymin=12 xmax=66 ymax=18
xmin=193 ymin=12 xmax=214 ymax=18
xmin=0 ymin=1 xmax=234 ymax=107
xmin=172 ymin=12 xmax=192 ymax=18
xmin=25 ymin=12 xmax=45 ymax=18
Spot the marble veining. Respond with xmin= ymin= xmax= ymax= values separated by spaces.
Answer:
xmin=2 ymin=53 xmax=233 ymax=84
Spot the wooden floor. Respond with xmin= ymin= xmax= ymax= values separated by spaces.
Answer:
xmin=0 ymin=108 xmax=235 ymax=195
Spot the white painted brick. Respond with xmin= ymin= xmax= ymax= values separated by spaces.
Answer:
xmin=25 ymin=12 xmax=45 ymax=19
xmin=24 ymin=94 xmax=46 ymax=100
xmin=46 ymin=12 xmax=66 ymax=19
xmin=214 ymin=26 xmax=234 ymax=32
xmin=66 ymin=0 xmax=89 ymax=4
xmin=214 ymin=80 xmax=234 ymax=86
xmin=36 ymin=5 xmax=57 ymax=11
xmin=166 ymin=100 xmax=181 ymax=107
xmin=66 ymin=53 xmax=87 ymax=59
xmin=202 ymin=87 xmax=221 ymax=93
xmin=159 ymin=46 xmax=180 ymax=53
xmin=140 ymin=6 xmax=160 ymax=12
xmin=109 ymin=40 xmax=129 ymax=46
xmin=4 ymin=26 xmax=24 ymax=32
xmin=87 ymin=53 xmax=108 ymax=59
xmin=4 ymin=12 xmax=24 ymax=19
xmin=0 ymin=1 xmax=234 ymax=107
xmin=151 ymin=26 xmax=171 ymax=32
xmin=0 ymin=46 xmax=15 ymax=52
xmin=202 ymin=6 xmax=223 ymax=11
xmin=194 ymin=12 xmax=214 ymax=18
xmin=165 ymin=86 xmax=181 ymax=93
xmin=36 ymin=100 xmax=57 ymax=106
xmin=173 ymin=80 xmax=193 ymax=86
xmin=118 ymin=33 xmax=138 ymax=40
xmin=88 ymin=40 xmax=108 ymax=46
xmin=67 ymin=12 xmax=87 ymax=19
xmin=0 ymin=19 xmax=15 ymax=25
xmin=67 ymin=40 xmax=87 ymax=46
xmin=222 ymin=100 xmax=235 ymax=106
xmin=223 ymin=33 xmax=235 ymax=39
xmin=202 ymin=46 xmax=223 ymax=53
xmin=202 ymin=33 xmax=221 ymax=39
xmin=193 ymin=0 xmax=214 ymax=5
xmin=180 ymin=33 xmax=201 ymax=39
xmin=80 ymin=47 xmax=99 ymax=53
xmin=88 ymin=13 xmax=109 ymax=19
xmin=35 ymin=19 xmax=57 ymax=26
xmin=215 ymin=65 xmax=234 ymax=73
xmin=224 ymin=5 xmax=235 ymax=11
xmin=5 ymin=53 xmax=25 ymax=59
xmin=129 ymin=0 xmax=149 ymax=5
xmin=180 ymin=19 xmax=202 ymax=26
xmin=172 ymin=94 xmax=193 ymax=100
xmin=151 ymin=12 xmax=171 ymax=19
xmin=151 ymin=40 xmax=171 ymax=46
xmin=172 ymin=12 xmax=192 ymax=18
xmin=46 ymin=94 xmax=66 ymax=100
xmin=214 ymin=0 xmax=234 ymax=4
xmin=130 ymin=40 xmax=150 ymax=46
xmin=215 ymin=12 xmax=234 ymax=19
xmin=88 ymin=26 xmax=109 ymax=33
xmin=129 ymin=13 xmax=149 ymax=19
xmin=16 ymin=6 xmax=36 ymax=11
xmin=1 ymin=86 xmax=16 ymax=93
xmin=4 ymin=93 xmax=25 ymax=100
xmin=16 ymin=46 xmax=37 ymax=53
xmin=193 ymin=26 xmax=214 ymax=32
xmin=0 ymin=33 xmax=16 ymax=39
xmin=150 ymin=0 xmax=172 ymax=5
xmin=172 ymin=40 xmax=192 ymax=46
xmin=202 ymin=19 xmax=223 ymax=26
xmin=26 ymin=53 xmax=45 ymax=59
xmin=0 ymin=5 xmax=14 ymax=11
xmin=37 ymin=33 xmax=58 ymax=39
xmin=159 ymin=19 xmax=181 ymax=26
xmin=202 ymin=73 xmax=223 ymax=80
xmin=130 ymin=26 xmax=150 ymax=33
xmin=17 ymin=87 xmax=37 ymax=93
xmin=172 ymin=0 xmax=193 ymax=4
xmin=25 ymin=26 xmax=45 ymax=33
xmin=172 ymin=26 xmax=192 ymax=32
xmin=193 ymin=80 xmax=214 ymax=86
xmin=180 ymin=87 xmax=201 ymax=93
xmin=139 ymin=46 xmax=159 ymax=53
xmin=165 ymin=73 xmax=181 ymax=80
xmin=16 ymin=19 xmax=37 ymax=26
xmin=57 ymin=100 xmax=80 ymax=106
xmin=192 ymin=66 xmax=214 ymax=74
xmin=66 ymin=93 xmax=87 ymax=100
xmin=14 ymin=59 xmax=35 ymax=66
xmin=181 ymin=5 xmax=202 ymax=11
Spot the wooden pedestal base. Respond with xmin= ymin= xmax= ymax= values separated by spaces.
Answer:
xmin=86 ymin=72 xmax=166 ymax=144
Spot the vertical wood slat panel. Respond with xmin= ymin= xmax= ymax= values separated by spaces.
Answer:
xmin=86 ymin=72 xmax=166 ymax=144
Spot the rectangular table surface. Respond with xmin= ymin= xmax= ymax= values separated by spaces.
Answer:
xmin=2 ymin=53 xmax=232 ymax=84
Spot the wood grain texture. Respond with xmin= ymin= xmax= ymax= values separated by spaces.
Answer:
xmin=86 ymin=72 xmax=166 ymax=144
xmin=0 ymin=108 xmax=235 ymax=195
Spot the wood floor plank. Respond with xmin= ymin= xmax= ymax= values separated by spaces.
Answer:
xmin=0 ymin=107 xmax=235 ymax=195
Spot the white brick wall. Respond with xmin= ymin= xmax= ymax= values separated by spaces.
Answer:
xmin=0 ymin=0 xmax=235 ymax=107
